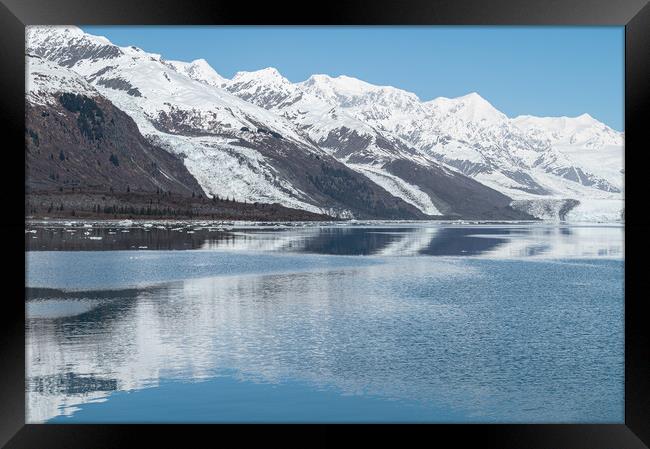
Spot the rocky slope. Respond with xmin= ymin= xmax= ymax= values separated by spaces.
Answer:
xmin=225 ymin=69 xmax=623 ymax=221
xmin=26 ymin=55 xmax=204 ymax=196
xmin=225 ymin=68 xmax=529 ymax=219
xmin=27 ymin=26 xmax=622 ymax=221
xmin=26 ymin=26 xmax=449 ymax=220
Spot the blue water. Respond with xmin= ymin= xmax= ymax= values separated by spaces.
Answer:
xmin=25 ymin=224 xmax=624 ymax=423
xmin=49 ymin=374 xmax=468 ymax=423
xmin=25 ymin=250 xmax=381 ymax=291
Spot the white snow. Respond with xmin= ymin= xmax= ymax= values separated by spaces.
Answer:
xmin=26 ymin=56 xmax=100 ymax=104
xmin=26 ymin=25 xmax=625 ymax=222
xmin=348 ymin=164 xmax=441 ymax=216
xmin=224 ymin=66 xmax=623 ymax=220
xmin=165 ymin=58 xmax=227 ymax=88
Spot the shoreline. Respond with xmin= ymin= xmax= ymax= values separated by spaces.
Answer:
xmin=25 ymin=218 xmax=622 ymax=227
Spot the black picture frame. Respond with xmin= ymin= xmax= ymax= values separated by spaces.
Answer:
xmin=1 ymin=0 xmax=648 ymax=447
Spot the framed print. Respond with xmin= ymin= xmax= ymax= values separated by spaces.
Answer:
xmin=1 ymin=0 xmax=649 ymax=447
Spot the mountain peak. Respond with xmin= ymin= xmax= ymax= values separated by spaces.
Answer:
xmin=232 ymin=67 xmax=289 ymax=85
xmin=427 ymin=92 xmax=505 ymax=123
xmin=259 ymin=67 xmax=281 ymax=75
xmin=459 ymin=91 xmax=482 ymax=100
xmin=305 ymin=73 xmax=332 ymax=82
xmin=236 ymin=67 xmax=281 ymax=77
xmin=513 ymin=112 xmax=605 ymax=130
xmin=26 ymin=26 xmax=123 ymax=69
xmin=304 ymin=73 xmax=374 ymax=89
xmin=190 ymin=58 xmax=212 ymax=69
xmin=28 ymin=25 xmax=113 ymax=47
xmin=165 ymin=58 xmax=225 ymax=87
xmin=187 ymin=58 xmax=222 ymax=76
xmin=457 ymin=91 xmax=493 ymax=107
xmin=300 ymin=73 xmax=393 ymax=102
xmin=575 ymin=112 xmax=596 ymax=123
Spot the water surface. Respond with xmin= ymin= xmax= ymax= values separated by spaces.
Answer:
xmin=25 ymin=222 xmax=624 ymax=423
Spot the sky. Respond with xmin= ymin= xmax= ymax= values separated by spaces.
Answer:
xmin=82 ymin=26 xmax=624 ymax=130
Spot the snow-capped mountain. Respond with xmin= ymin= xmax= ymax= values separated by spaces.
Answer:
xmin=26 ymin=52 xmax=100 ymax=104
xmin=26 ymin=54 xmax=206 ymax=196
xmin=26 ymin=27 xmax=318 ymax=213
xmin=225 ymin=69 xmax=623 ymax=221
xmin=27 ymin=26 xmax=534 ymax=220
xmin=226 ymin=69 xmax=437 ymax=214
xmin=512 ymin=113 xmax=623 ymax=149
xmin=27 ymin=26 xmax=448 ymax=219
xmin=511 ymin=113 xmax=623 ymax=202
xmin=165 ymin=58 xmax=227 ymax=88
xmin=225 ymin=70 xmax=530 ymax=219
xmin=26 ymin=25 xmax=623 ymax=221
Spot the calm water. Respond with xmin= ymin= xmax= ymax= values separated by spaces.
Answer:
xmin=25 ymin=222 xmax=624 ymax=423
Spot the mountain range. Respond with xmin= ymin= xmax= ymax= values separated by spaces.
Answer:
xmin=25 ymin=26 xmax=624 ymax=221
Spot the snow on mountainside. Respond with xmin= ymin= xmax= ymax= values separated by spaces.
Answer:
xmin=227 ymin=71 xmax=443 ymax=215
xmin=26 ymin=26 xmax=623 ymax=221
xmin=225 ymin=70 xmax=533 ymax=219
xmin=511 ymin=113 xmax=624 ymax=219
xmin=26 ymin=55 xmax=207 ymax=197
xmin=512 ymin=113 xmax=623 ymax=149
xmin=27 ymin=28 xmax=293 ymax=139
xmin=231 ymin=70 xmax=623 ymax=221
xmin=26 ymin=26 xmax=439 ymax=220
xmin=26 ymin=26 xmax=328 ymax=213
xmin=26 ymin=53 xmax=101 ymax=104
xmin=165 ymin=58 xmax=227 ymax=88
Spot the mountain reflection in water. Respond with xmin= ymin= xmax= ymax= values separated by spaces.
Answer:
xmin=25 ymin=222 xmax=624 ymax=423
xmin=26 ymin=222 xmax=623 ymax=259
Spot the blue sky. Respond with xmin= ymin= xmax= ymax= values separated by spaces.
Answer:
xmin=83 ymin=26 xmax=624 ymax=130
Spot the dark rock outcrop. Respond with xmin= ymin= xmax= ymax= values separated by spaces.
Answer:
xmin=384 ymin=159 xmax=535 ymax=220
xmin=234 ymin=137 xmax=428 ymax=220
xmin=26 ymin=94 xmax=204 ymax=196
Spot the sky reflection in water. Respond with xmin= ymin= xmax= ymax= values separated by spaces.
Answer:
xmin=25 ymin=223 xmax=624 ymax=423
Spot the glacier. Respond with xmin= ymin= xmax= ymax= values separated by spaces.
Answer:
xmin=26 ymin=26 xmax=624 ymax=222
